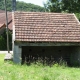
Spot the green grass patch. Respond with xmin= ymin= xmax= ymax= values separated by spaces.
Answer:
xmin=0 ymin=54 xmax=80 ymax=80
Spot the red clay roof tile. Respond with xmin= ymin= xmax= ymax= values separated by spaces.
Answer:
xmin=0 ymin=10 xmax=12 ymax=30
xmin=14 ymin=11 xmax=80 ymax=42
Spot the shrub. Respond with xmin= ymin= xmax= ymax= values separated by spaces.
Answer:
xmin=0 ymin=29 xmax=12 ymax=50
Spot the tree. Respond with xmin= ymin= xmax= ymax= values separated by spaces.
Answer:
xmin=62 ymin=0 xmax=80 ymax=13
xmin=16 ymin=1 xmax=45 ymax=12
xmin=0 ymin=0 xmax=45 ymax=12
xmin=44 ymin=0 xmax=80 ymax=21
xmin=44 ymin=0 xmax=80 ymax=13
xmin=44 ymin=0 xmax=62 ymax=12
xmin=0 ymin=29 xmax=12 ymax=50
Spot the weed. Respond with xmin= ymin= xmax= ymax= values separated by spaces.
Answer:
xmin=0 ymin=54 xmax=80 ymax=80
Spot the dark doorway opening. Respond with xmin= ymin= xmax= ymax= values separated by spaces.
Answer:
xmin=22 ymin=46 xmax=74 ymax=66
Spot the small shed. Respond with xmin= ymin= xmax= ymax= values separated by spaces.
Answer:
xmin=13 ymin=11 xmax=80 ymax=65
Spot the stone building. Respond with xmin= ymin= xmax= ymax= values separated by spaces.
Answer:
xmin=13 ymin=11 xmax=80 ymax=66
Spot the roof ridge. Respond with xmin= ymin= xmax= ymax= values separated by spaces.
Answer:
xmin=15 ymin=11 xmax=73 ymax=15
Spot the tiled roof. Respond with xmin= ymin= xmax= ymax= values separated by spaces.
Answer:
xmin=0 ymin=10 xmax=5 ymax=13
xmin=0 ymin=10 xmax=12 ymax=30
xmin=0 ymin=24 xmax=5 ymax=29
xmin=14 ymin=11 xmax=80 ymax=42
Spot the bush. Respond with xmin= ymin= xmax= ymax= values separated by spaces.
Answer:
xmin=0 ymin=29 xmax=12 ymax=50
xmin=75 ymin=13 xmax=80 ymax=21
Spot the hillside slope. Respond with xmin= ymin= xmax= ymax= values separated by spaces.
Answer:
xmin=0 ymin=0 xmax=45 ymax=12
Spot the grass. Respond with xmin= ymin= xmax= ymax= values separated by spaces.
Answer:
xmin=0 ymin=54 xmax=80 ymax=80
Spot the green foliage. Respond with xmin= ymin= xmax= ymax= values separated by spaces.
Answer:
xmin=44 ymin=0 xmax=62 ymax=12
xmin=0 ymin=29 xmax=12 ymax=50
xmin=0 ymin=0 xmax=45 ymax=12
xmin=44 ymin=0 xmax=80 ymax=13
xmin=16 ymin=1 xmax=45 ymax=12
xmin=62 ymin=0 xmax=80 ymax=13
xmin=44 ymin=0 xmax=80 ymax=21
xmin=0 ymin=0 xmax=5 ymax=10
xmin=75 ymin=13 xmax=80 ymax=21
xmin=0 ymin=36 xmax=6 ymax=50
xmin=0 ymin=54 xmax=80 ymax=80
